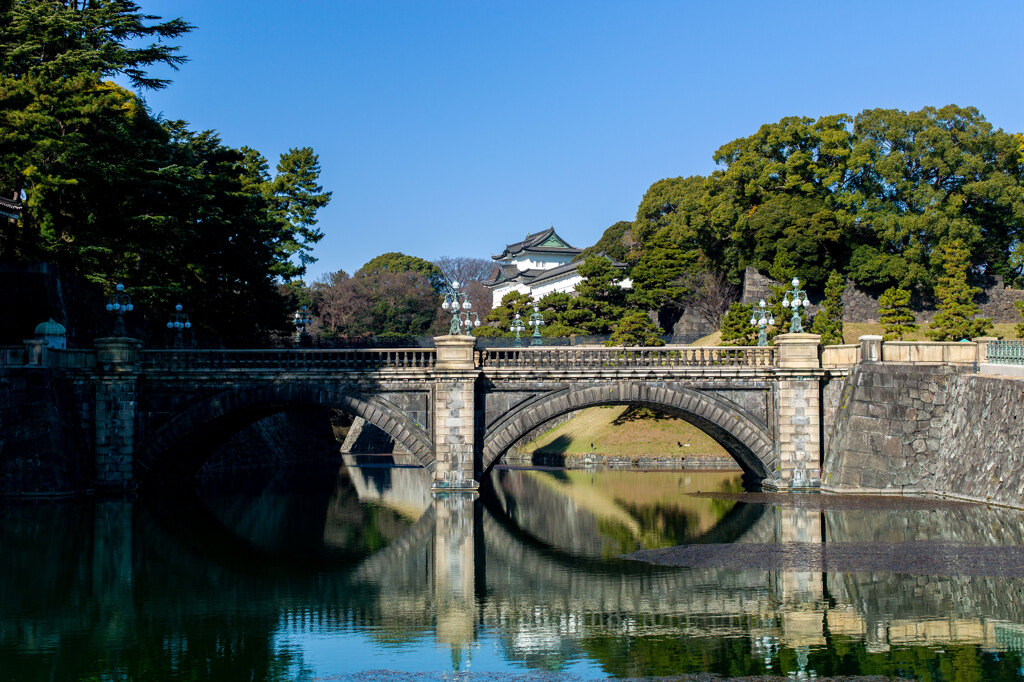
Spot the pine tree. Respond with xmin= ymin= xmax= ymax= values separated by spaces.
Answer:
xmin=720 ymin=303 xmax=756 ymax=346
xmin=606 ymin=311 xmax=665 ymax=347
xmin=928 ymin=239 xmax=992 ymax=341
xmin=878 ymin=287 xmax=917 ymax=340
xmin=811 ymin=270 xmax=845 ymax=345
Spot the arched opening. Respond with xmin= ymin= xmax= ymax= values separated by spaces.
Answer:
xmin=137 ymin=385 xmax=433 ymax=490
xmin=482 ymin=383 xmax=775 ymax=482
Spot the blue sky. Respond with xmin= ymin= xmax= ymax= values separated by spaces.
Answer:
xmin=135 ymin=1 xmax=1024 ymax=280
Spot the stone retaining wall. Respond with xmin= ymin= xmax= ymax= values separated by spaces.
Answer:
xmin=823 ymin=364 xmax=1024 ymax=508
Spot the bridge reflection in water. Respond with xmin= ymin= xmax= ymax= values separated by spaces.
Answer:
xmin=3 ymin=463 xmax=1024 ymax=679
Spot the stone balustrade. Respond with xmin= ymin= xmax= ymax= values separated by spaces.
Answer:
xmin=480 ymin=345 xmax=775 ymax=369
xmin=141 ymin=348 xmax=437 ymax=371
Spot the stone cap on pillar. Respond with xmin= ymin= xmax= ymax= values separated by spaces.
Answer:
xmin=434 ymin=334 xmax=477 ymax=371
xmin=774 ymin=333 xmax=821 ymax=369
xmin=95 ymin=337 xmax=143 ymax=373
xmin=972 ymin=336 xmax=999 ymax=364
xmin=858 ymin=335 xmax=883 ymax=363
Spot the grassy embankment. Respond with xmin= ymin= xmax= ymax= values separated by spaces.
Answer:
xmin=520 ymin=404 xmax=733 ymax=461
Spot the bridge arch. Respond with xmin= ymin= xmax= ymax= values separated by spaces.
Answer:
xmin=137 ymin=384 xmax=433 ymax=488
xmin=482 ymin=382 xmax=776 ymax=481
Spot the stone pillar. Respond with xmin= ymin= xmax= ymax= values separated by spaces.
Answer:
xmin=431 ymin=492 xmax=479 ymax=659
xmin=23 ymin=338 xmax=47 ymax=365
xmin=94 ymin=337 xmax=143 ymax=492
xmin=859 ymin=334 xmax=883 ymax=363
xmin=973 ymin=336 xmax=999 ymax=364
xmin=432 ymin=335 xmax=480 ymax=491
xmin=771 ymin=333 xmax=822 ymax=490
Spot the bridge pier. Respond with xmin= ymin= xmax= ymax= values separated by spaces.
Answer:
xmin=93 ymin=337 xmax=142 ymax=493
xmin=769 ymin=334 xmax=823 ymax=490
xmin=431 ymin=336 xmax=480 ymax=491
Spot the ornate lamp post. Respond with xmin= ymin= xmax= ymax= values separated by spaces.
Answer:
xmin=166 ymin=303 xmax=192 ymax=349
xmin=527 ymin=305 xmax=545 ymax=345
xmin=293 ymin=305 xmax=313 ymax=345
xmin=781 ymin=277 xmax=811 ymax=333
xmin=749 ymin=299 xmax=775 ymax=347
xmin=511 ymin=313 xmax=525 ymax=347
xmin=441 ymin=281 xmax=480 ymax=336
xmin=104 ymin=283 xmax=133 ymax=336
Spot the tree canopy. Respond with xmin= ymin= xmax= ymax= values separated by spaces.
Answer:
xmin=618 ymin=106 xmax=1024 ymax=295
xmin=0 ymin=1 xmax=332 ymax=344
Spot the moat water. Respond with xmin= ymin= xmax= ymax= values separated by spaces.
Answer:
xmin=3 ymin=463 xmax=1024 ymax=681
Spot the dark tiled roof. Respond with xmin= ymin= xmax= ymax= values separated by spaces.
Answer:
xmin=491 ymin=227 xmax=581 ymax=261
xmin=0 ymin=196 xmax=22 ymax=219
xmin=484 ymin=254 xmax=627 ymax=289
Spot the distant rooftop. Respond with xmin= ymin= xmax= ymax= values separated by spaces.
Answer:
xmin=0 ymin=196 xmax=22 ymax=220
xmin=491 ymin=227 xmax=582 ymax=261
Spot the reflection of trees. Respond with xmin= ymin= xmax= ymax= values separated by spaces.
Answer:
xmin=9 ymin=471 xmax=1024 ymax=680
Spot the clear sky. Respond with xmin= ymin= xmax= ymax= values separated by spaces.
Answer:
xmin=135 ymin=0 xmax=1024 ymax=280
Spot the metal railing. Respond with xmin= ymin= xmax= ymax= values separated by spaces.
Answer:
xmin=986 ymin=340 xmax=1024 ymax=365
xmin=142 ymin=348 xmax=437 ymax=371
xmin=479 ymin=345 xmax=776 ymax=369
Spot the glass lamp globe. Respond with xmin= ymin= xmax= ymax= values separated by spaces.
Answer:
xmin=185 ymin=322 xmax=191 ymax=329
xmin=769 ymin=316 xmax=775 ymax=325
xmin=462 ymin=300 xmax=471 ymax=309
xmin=175 ymin=304 xmax=183 ymax=312
xmin=167 ymin=322 xmax=173 ymax=329
xmin=126 ymin=303 xmax=133 ymax=311
xmin=106 ymin=304 xmax=113 ymax=312
xmin=791 ymin=278 xmax=799 ymax=287
xmin=451 ymin=281 xmax=460 ymax=290
xmin=749 ymin=316 xmax=757 ymax=326
xmin=782 ymin=299 xmax=790 ymax=308
xmin=474 ymin=319 xmax=480 ymax=327
xmin=759 ymin=317 xmax=767 ymax=327
xmin=802 ymin=298 xmax=811 ymax=308
xmin=116 ymin=283 xmax=124 ymax=292
xmin=758 ymin=299 xmax=766 ymax=308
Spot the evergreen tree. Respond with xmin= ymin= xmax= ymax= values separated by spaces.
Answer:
xmin=878 ymin=287 xmax=917 ymax=340
xmin=482 ymin=291 xmax=533 ymax=334
xmin=1015 ymin=301 xmax=1024 ymax=340
xmin=928 ymin=239 xmax=992 ymax=341
xmin=811 ymin=270 xmax=845 ymax=345
xmin=606 ymin=311 xmax=665 ymax=347
xmin=269 ymin=147 xmax=332 ymax=274
xmin=564 ymin=256 xmax=627 ymax=334
xmin=720 ymin=303 xmax=756 ymax=346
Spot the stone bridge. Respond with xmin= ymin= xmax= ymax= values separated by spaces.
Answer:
xmin=5 ymin=331 xmax=998 ymax=494
xmin=19 ymin=332 xmax=832 ymax=493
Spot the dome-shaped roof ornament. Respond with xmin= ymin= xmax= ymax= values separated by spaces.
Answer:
xmin=34 ymin=318 xmax=67 ymax=349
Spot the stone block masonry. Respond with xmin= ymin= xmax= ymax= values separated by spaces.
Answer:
xmin=823 ymin=363 xmax=1024 ymax=508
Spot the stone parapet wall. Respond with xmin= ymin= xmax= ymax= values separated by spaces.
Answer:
xmin=824 ymin=363 xmax=1024 ymax=508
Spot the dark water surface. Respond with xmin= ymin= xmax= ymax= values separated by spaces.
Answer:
xmin=2 ymin=464 xmax=1024 ymax=681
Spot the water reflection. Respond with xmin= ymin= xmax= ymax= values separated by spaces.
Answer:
xmin=1 ymin=464 xmax=1024 ymax=680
